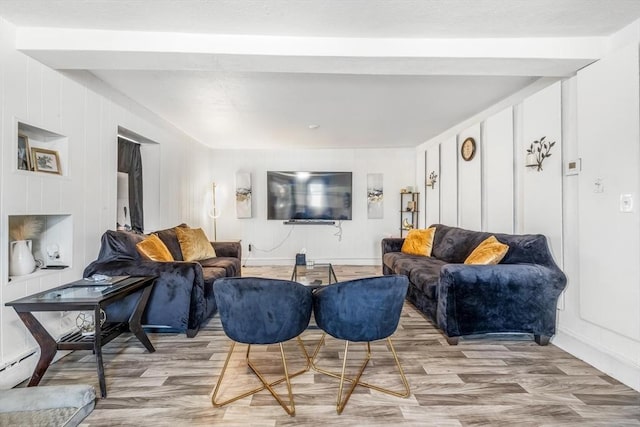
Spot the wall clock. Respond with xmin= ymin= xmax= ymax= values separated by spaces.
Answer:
xmin=461 ymin=137 xmax=476 ymax=161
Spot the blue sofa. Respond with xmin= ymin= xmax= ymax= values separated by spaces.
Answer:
xmin=84 ymin=226 xmax=241 ymax=337
xmin=382 ymin=224 xmax=567 ymax=345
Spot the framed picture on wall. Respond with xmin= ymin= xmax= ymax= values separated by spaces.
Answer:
xmin=31 ymin=148 xmax=62 ymax=174
xmin=235 ymin=172 xmax=252 ymax=218
xmin=367 ymin=173 xmax=384 ymax=219
xmin=17 ymin=134 xmax=31 ymax=171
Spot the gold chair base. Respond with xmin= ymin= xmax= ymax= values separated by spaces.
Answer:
xmin=211 ymin=337 xmax=310 ymax=416
xmin=308 ymin=334 xmax=410 ymax=414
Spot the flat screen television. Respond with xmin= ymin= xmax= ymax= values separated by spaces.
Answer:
xmin=267 ymin=171 xmax=352 ymax=221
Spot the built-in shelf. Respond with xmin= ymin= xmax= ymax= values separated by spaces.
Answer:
xmin=7 ymin=214 xmax=72 ymax=282
xmin=16 ymin=121 xmax=68 ymax=176
xmin=400 ymin=192 xmax=420 ymax=237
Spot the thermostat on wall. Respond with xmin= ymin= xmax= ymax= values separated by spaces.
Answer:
xmin=565 ymin=158 xmax=581 ymax=175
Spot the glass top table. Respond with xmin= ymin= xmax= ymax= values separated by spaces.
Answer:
xmin=5 ymin=276 xmax=156 ymax=398
xmin=291 ymin=263 xmax=337 ymax=289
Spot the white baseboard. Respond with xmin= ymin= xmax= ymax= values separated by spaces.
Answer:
xmin=0 ymin=349 xmax=73 ymax=390
xmin=553 ymin=330 xmax=640 ymax=392
xmin=0 ymin=352 xmax=37 ymax=390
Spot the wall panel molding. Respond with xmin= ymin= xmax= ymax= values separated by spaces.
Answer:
xmin=457 ymin=124 xmax=482 ymax=231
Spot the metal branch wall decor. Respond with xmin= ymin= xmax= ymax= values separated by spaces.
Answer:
xmin=427 ymin=171 xmax=438 ymax=189
xmin=526 ymin=136 xmax=556 ymax=172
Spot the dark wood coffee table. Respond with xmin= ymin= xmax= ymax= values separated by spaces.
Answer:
xmin=5 ymin=276 xmax=156 ymax=398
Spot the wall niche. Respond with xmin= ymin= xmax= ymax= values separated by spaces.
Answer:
xmin=16 ymin=121 xmax=68 ymax=176
xmin=7 ymin=214 xmax=72 ymax=282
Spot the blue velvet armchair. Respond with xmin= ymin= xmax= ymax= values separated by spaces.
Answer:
xmin=212 ymin=277 xmax=313 ymax=416
xmin=312 ymin=275 xmax=410 ymax=414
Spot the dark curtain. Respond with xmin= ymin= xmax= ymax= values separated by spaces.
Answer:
xmin=117 ymin=138 xmax=144 ymax=233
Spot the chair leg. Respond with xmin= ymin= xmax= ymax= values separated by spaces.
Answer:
xmin=211 ymin=339 xmax=308 ymax=415
xmin=336 ymin=341 xmax=371 ymax=414
xmin=306 ymin=332 xmax=327 ymax=368
xmin=212 ymin=341 xmax=262 ymax=407
xmin=364 ymin=337 xmax=410 ymax=398
xmin=248 ymin=342 xmax=297 ymax=415
xmin=312 ymin=336 xmax=411 ymax=406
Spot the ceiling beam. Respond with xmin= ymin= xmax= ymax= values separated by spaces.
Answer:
xmin=16 ymin=27 xmax=604 ymax=77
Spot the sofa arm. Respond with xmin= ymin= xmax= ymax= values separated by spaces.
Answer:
xmin=381 ymin=238 xmax=405 ymax=275
xmin=212 ymin=241 xmax=242 ymax=259
xmin=382 ymin=238 xmax=405 ymax=255
xmin=83 ymin=259 xmax=206 ymax=332
xmin=437 ymin=263 xmax=567 ymax=340
xmin=84 ymin=259 xmax=201 ymax=280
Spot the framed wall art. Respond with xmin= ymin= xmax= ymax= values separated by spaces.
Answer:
xmin=17 ymin=133 xmax=31 ymax=171
xmin=367 ymin=173 xmax=384 ymax=219
xmin=31 ymin=148 xmax=61 ymax=174
xmin=235 ymin=171 xmax=252 ymax=218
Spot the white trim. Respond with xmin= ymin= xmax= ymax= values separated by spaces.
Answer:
xmin=553 ymin=329 xmax=640 ymax=392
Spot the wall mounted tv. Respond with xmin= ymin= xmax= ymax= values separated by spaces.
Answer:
xmin=267 ymin=171 xmax=352 ymax=221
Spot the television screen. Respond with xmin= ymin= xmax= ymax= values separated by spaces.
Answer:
xmin=267 ymin=171 xmax=352 ymax=220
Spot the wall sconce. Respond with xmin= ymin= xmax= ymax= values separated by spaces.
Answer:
xmin=427 ymin=171 xmax=438 ymax=189
xmin=526 ymin=136 xmax=556 ymax=171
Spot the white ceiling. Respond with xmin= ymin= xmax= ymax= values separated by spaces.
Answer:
xmin=1 ymin=0 xmax=640 ymax=149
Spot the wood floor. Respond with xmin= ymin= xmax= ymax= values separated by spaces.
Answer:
xmin=26 ymin=265 xmax=640 ymax=426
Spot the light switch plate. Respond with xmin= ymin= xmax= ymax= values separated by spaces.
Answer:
xmin=620 ymin=194 xmax=633 ymax=212
xmin=594 ymin=178 xmax=604 ymax=193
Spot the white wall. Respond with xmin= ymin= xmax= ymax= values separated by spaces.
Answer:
xmin=439 ymin=136 xmax=458 ymax=226
xmin=414 ymin=24 xmax=640 ymax=391
xmin=0 ymin=17 xmax=213 ymax=388
xmin=576 ymin=43 xmax=639 ymax=340
xmin=425 ymin=145 xmax=440 ymax=226
xmin=483 ymin=107 xmax=514 ymax=233
xmin=457 ymin=124 xmax=482 ymax=230
xmin=520 ymin=83 xmax=563 ymax=263
xmin=553 ymin=37 xmax=640 ymax=391
xmin=209 ymin=148 xmax=414 ymax=265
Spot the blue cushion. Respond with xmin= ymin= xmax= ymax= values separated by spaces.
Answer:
xmin=313 ymin=275 xmax=408 ymax=342
xmin=96 ymin=230 xmax=145 ymax=262
xmin=214 ymin=277 xmax=313 ymax=345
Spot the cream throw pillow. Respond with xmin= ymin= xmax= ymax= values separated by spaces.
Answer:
xmin=175 ymin=227 xmax=217 ymax=261
xmin=464 ymin=235 xmax=509 ymax=265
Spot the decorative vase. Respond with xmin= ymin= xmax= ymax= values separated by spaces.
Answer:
xmin=10 ymin=239 xmax=36 ymax=276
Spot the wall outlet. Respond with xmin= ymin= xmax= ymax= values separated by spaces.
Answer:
xmin=248 ymin=243 xmax=252 ymax=252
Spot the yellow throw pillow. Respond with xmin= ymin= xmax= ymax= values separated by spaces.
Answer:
xmin=136 ymin=234 xmax=174 ymax=262
xmin=175 ymin=227 xmax=217 ymax=261
xmin=464 ymin=235 xmax=509 ymax=265
xmin=401 ymin=227 xmax=436 ymax=257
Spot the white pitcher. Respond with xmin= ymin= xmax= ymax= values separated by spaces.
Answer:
xmin=10 ymin=240 xmax=36 ymax=276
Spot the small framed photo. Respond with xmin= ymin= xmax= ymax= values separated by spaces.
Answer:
xmin=17 ymin=133 xmax=31 ymax=171
xmin=31 ymin=148 xmax=62 ymax=174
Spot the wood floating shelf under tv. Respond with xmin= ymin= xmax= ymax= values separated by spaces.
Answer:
xmin=283 ymin=220 xmax=336 ymax=225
